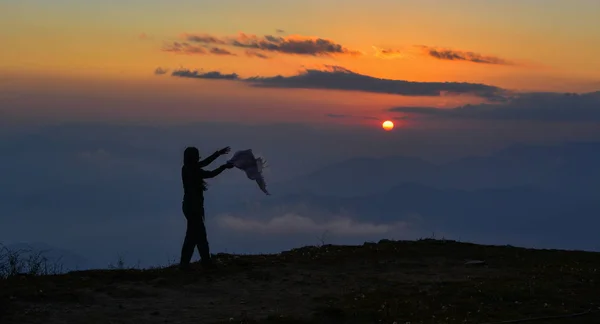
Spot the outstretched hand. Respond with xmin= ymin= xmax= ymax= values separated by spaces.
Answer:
xmin=225 ymin=162 xmax=235 ymax=169
xmin=217 ymin=146 xmax=231 ymax=155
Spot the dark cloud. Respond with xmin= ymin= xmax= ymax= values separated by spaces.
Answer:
xmin=185 ymin=34 xmax=227 ymax=44
xmin=419 ymin=46 xmax=513 ymax=65
xmin=324 ymin=113 xmax=406 ymax=122
xmin=389 ymin=91 xmax=600 ymax=121
xmin=167 ymin=65 xmax=507 ymax=99
xmin=171 ymin=68 xmax=239 ymax=80
xmin=154 ymin=67 xmax=168 ymax=75
xmin=373 ymin=46 xmax=406 ymax=59
xmin=387 ymin=106 xmax=450 ymax=115
xmin=209 ymin=47 xmax=236 ymax=56
xmin=243 ymin=66 xmax=508 ymax=100
xmin=162 ymin=41 xmax=237 ymax=56
xmin=183 ymin=32 xmax=360 ymax=57
xmin=162 ymin=42 xmax=207 ymax=55
xmin=276 ymin=29 xmax=285 ymax=34
xmin=325 ymin=113 xmax=378 ymax=120
xmin=210 ymin=47 xmax=237 ymax=56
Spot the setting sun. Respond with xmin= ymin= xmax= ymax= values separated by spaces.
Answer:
xmin=382 ymin=120 xmax=394 ymax=131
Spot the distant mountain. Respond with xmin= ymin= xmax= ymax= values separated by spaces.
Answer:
xmin=224 ymin=182 xmax=600 ymax=251
xmin=271 ymin=156 xmax=437 ymax=196
xmin=271 ymin=142 xmax=600 ymax=198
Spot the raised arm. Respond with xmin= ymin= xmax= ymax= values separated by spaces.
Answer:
xmin=198 ymin=151 xmax=220 ymax=168
xmin=198 ymin=146 xmax=231 ymax=168
xmin=201 ymin=163 xmax=233 ymax=179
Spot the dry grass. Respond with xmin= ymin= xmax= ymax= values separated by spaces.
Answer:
xmin=2 ymin=239 xmax=600 ymax=323
xmin=0 ymin=244 xmax=64 ymax=279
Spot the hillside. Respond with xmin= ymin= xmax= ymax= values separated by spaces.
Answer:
xmin=2 ymin=239 xmax=600 ymax=324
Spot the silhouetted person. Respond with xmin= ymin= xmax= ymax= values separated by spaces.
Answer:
xmin=180 ymin=146 xmax=233 ymax=270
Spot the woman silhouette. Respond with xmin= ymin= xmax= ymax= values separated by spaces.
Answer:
xmin=179 ymin=146 xmax=233 ymax=270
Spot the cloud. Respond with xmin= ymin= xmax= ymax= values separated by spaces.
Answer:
xmin=185 ymin=34 xmax=227 ymax=44
xmin=170 ymin=32 xmax=514 ymax=65
xmin=209 ymin=47 xmax=236 ymax=56
xmin=372 ymin=46 xmax=407 ymax=59
xmin=370 ymin=45 xmax=514 ymax=65
xmin=216 ymin=213 xmax=409 ymax=236
xmin=245 ymin=50 xmax=270 ymax=59
xmin=325 ymin=113 xmax=378 ymax=120
xmin=389 ymin=91 xmax=600 ymax=121
xmin=418 ymin=46 xmax=513 ymax=65
xmin=166 ymin=65 xmax=508 ymax=99
xmin=325 ymin=113 xmax=407 ymax=121
xmin=162 ymin=41 xmax=237 ymax=56
xmin=171 ymin=68 xmax=239 ymax=80
xmin=244 ymin=66 xmax=508 ymax=100
xmin=182 ymin=32 xmax=361 ymax=57
xmin=162 ymin=42 xmax=207 ymax=55
xmin=154 ymin=67 xmax=168 ymax=75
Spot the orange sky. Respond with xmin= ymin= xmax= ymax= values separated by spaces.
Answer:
xmin=1 ymin=0 xmax=600 ymax=124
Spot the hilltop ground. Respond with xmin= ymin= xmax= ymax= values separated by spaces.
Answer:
xmin=2 ymin=239 xmax=600 ymax=324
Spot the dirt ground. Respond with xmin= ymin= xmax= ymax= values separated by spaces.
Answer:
xmin=2 ymin=239 xmax=600 ymax=324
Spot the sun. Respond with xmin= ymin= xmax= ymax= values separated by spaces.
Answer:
xmin=382 ymin=120 xmax=394 ymax=131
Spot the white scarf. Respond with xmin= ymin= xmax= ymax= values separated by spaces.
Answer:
xmin=227 ymin=149 xmax=270 ymax=195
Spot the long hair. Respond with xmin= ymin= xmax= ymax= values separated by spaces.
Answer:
xmin=183 ymin=146 xmax=207 ymax=191
xmin=183 ymin=147 xmax=199 ymax=166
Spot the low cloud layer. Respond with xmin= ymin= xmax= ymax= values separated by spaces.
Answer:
xmin=165 ymin=65 xmax=508 ymax=100
xmin=389 ymin=91 xmax=600 ymax=122
xmin=180 ymin=32 xmax=361 ymax=57
xmin=216 ymin=213 xmax=409 ymax=236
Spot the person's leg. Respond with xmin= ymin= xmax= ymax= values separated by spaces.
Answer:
xmin=179 ymin=207 xmax=197 ymax=269
xmin=195 ymin=208 xmax=212 ymax=265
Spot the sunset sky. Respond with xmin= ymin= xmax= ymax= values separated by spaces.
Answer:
xmin=2 ymin=0 xmax=600 ymax=127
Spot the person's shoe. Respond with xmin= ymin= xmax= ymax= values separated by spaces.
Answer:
xmin=178 ymin=263 xmax=192 ymax=272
